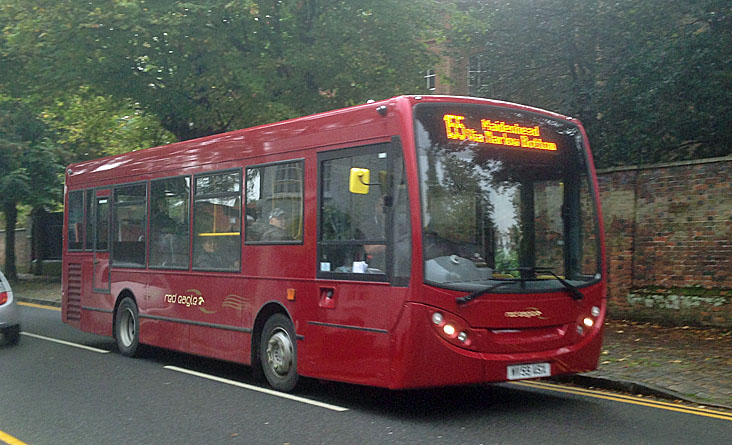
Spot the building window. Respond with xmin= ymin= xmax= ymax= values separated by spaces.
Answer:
xmin=425 ymin=69 xmax=436 ymax=91
xmin=193 ymin=171 xmax=241 ymax=271
xmin=149 ymin=176 xmax=190 ymax=269
xmin=468 ymin=54 xmax=488 ymax=95
xmin=112 ymin=183 xmax=147 ymax=267
xmin=245 ymin=160 xmax=304 ymax=243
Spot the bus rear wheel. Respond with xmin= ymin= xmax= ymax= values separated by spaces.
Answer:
xmin=260 ymin=313 xmax=298 ymax=392
xmin=114 ymin=297 xmax=140 ymax=357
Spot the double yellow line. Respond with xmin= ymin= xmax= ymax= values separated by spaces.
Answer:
xmin=512 ymin=380 xmax=732 ymax=421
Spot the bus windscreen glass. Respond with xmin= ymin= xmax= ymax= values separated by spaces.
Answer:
xmin=414 ymin=104 xmax=601 ymax=293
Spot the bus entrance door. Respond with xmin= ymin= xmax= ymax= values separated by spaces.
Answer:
xmin=92 ymin=189 xmax=111 ymax=294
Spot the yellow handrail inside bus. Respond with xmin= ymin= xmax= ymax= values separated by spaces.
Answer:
xmin=198 ymin=232 xmax=240 ymax=237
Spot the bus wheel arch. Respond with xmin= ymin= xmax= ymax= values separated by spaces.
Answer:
xmin=252 ymin=303 xmax=298 ymax=392
xmin=113 ymin=290 xmax=140 ymax=357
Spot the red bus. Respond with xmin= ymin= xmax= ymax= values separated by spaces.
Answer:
xmin=62 ymin=95 xmax=605 ymax=392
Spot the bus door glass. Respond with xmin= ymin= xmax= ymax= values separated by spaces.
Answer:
xmin=311 ymin=141 xmax=411 ymax=378
xmin=92 ymin=189 xmax=111 ymax=293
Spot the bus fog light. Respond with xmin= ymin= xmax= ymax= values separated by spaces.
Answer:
xmin=443 ymin=324 xmax=456 ymax=336
xmin=591 ymin=306 xmax=600 ymax=317
xmin=432 ymin=312 xmax=444 ymax=325
xmin=457 ymin=331 xmax=468 ymax=343
xmin=583 ymin=317 xmax=594 ymax=328
xmin=576 ymin=325 xmax=584 ymax=335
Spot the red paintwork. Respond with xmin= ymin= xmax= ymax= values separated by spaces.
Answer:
xmin=61 ymin=95 xmax=606 ymax=389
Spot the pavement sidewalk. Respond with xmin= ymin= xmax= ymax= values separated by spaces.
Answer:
xmin=10 ymin=274 xmax=732 ymax=410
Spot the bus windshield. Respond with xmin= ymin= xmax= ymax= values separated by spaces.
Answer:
xmin=414 ymin=103 xmax=601 ymax=293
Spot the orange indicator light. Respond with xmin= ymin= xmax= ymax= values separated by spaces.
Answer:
xmin=287 ymin=288 xmax=296 ymax=301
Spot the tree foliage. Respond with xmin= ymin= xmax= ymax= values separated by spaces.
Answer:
xmin=2 ymin=0 xmax=441 ymax=141
xmin=0 ymin=0 xmax=443 ymax=275
xmin=451 ymin=0 xmax=732 ymax=167
xmin=41 ymin=88 xmax=176 ymax=164
xmin=0 ymin=98 xmax=62 ymax=278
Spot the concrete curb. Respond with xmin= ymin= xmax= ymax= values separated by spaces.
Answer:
xmin=552 ymin=374 xmax=732 ymax=411
xmin=16 ymin=296 xmax=62 ymax=308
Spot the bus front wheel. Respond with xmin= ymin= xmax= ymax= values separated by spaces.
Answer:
xmin=260 ymin=314 xmax=298 ymax=392
xmin=114 ymin=297 xmax=140 ymax=357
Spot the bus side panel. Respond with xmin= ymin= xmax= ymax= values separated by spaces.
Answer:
xmin=140 ymin=272 xmax=189 ymax=353
xmin=184 ymin=275 xmax=248 ymax=365
xmin=299 ymin=322 xmax=391 ymax=387
xmin=78 ymin=260 xmax=116 ymax=337
xmin=139 ymin=317 xmax=189 ymax=353
xmin=79 ymin=307 xmax=113 ymax=337
xmin=62 ymin=253 xmax=94 ymax=329
xmin=297 ymin=282 xmax=405 ymax=387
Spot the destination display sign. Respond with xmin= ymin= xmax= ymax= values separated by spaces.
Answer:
xmin=443 ymin=114 xmax=558 ymax=152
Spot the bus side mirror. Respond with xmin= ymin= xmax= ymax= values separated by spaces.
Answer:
xmin=349 ymin=168 xmax=371 ymax=194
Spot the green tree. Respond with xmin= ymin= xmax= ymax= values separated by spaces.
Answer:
xmin=41 ymin=87 xmax=175 ymax=164
xmin=450 ymin=0 xmax=732 ymax=167
xmin=2 ymin=0 xmax=442 ymax=141
xmin=0 ymin=98 xmax=62 ymax=279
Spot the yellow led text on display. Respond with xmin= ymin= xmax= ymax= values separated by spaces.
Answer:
xmin=443 ymin=114 xmax=558 ymax=151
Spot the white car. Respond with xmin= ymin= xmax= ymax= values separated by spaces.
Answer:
xmin=0 ymin=270 xmax=20 ymax=346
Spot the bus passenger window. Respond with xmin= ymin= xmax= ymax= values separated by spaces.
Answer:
xmin=85 ymin=190 xmax=94 ymax=250
xmin=245 ymin=161 xmax=304 ymax=243
xmin=149 ymin=177 xmax=190 ymax=269
xmin=112 ymin=183 xmax=147 ymax=267
xmin=67 ymin=190 xmax=84 ymax=251
xmin=193 ymin=171 xmax=241 ymax=271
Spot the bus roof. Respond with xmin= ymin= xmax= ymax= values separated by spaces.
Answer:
xmin=65 ymin=95 xmax=577 ymax=187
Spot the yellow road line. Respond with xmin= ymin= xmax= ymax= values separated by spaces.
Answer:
xmin=511 ymin=380 xmax=732 ymax=421
xmin=18 ymin=301 xmax=61 ymax=311
xmin=0 ymin=428 xmax=28 ymax=445
xmin=523 ymin=380 xmax=721 ymax=412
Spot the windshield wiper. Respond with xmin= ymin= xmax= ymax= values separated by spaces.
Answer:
xmin=517 ymin=266 xmax=584 ymax=300
xmin=456 ymin=280 xmax=515 ymax=305
xmin=455 ymin=266 xmax=584 ymax=305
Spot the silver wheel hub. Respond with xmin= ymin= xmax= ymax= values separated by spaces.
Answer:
xmin=266 ymin=329 xmax=293 ymax=376
xmin=119 ymin=308 xmax=135 ymax=347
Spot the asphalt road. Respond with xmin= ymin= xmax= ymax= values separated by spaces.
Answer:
xmin=2 ymin=304 xmax=731 ymax=445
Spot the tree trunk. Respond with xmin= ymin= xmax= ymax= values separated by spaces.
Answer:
xmin=3 ymin=201 xmax=18 ymax=280
xmin=31 ymin=207 xmax=46 ymax=275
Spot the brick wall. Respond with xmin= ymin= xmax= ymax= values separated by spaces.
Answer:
xmin=598 ymin=155 xmax=732 ymax=327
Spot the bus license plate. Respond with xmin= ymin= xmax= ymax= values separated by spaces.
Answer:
xmin=507 ymin=362 xmax=551 ymax=380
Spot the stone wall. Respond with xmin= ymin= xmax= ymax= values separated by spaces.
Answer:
xmin=598 ymin=155 xmax=732 ymax=327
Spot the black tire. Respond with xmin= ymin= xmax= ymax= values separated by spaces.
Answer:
xmin=114 ymin=297 xmax=140 ymax=357
xmin=260 ymin=313 xmax=299 ymax=392
xmin=1 ymin=325 xmax=20 ymax=346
